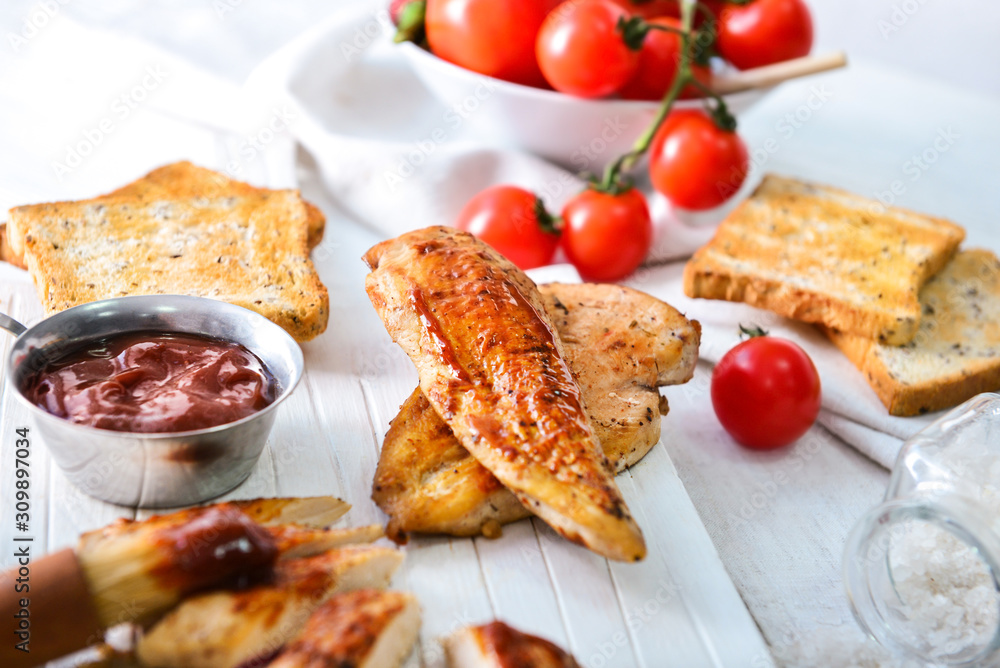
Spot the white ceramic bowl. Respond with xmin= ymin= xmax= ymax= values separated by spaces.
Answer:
xmin=399 ymin=42 xmax=772 ymax=171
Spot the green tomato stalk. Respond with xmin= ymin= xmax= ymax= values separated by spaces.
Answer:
xmin=598 ymin=0 xmax=738 ymax=193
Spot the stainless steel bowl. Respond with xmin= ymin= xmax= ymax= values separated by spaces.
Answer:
xmin=1 ymin=296 xmax=304 ymax=508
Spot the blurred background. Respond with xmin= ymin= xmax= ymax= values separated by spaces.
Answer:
xmin=1 ymin=0 xmax=997 ymax=95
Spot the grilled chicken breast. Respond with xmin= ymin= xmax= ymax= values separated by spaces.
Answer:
xmin=373 ymin=283 xmax=700 ymax=539
xmin=231 ymin=496 xmax=351 ymax=528
xmin=364 ymin=227 xmax=645 ymax=562
xmin=445 ymin=621 xmax=580 ymax=668
xmin=376 ymin=387 xmax=533 ymax=539
xmin=267 ymin=590 xmax=420 ymax=668
xmin=269 ymin=524 xmax=385 ymax=560
xmin=136 ymin=547 xmax=403 ymax=668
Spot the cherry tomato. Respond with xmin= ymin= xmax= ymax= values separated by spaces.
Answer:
xmin=536 ymin=0 xmax=639 ymax=98
xmin=717 ymin=0 xmax=813 ymax=70
xmin=425 ymin=0 xmax=560 ymax=87
xmin=619 ymin=16 xmax=711 ymax=101
xmin=711 ymin=333 xmax=821 ymax=450
xmin=608 ymin=0 xmax=680 ymax=19
xmin=456 ymin=186 xmax=559 ymax=270
xmin=648 ymin=109 xmax=748 ymax=211
xmin=561 ymin=187 xmax=652 ymax=281
xmin=609 ymin=0 xmax=725 ymax=25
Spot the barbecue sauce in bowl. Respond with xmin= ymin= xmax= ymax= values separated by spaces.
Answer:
xmin=23 ymin=331 xmax=277 ymax=433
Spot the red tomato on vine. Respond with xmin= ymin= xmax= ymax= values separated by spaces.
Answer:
xmin=648 ymin=109 xmax=749 ymax=211
xmin=560 ymin=187 xmax=653 ymax=282
xmin=536 ymin=0 xmax=640 ymax=98
xmin=717 ymin=0 xmax=814 ymax=70
xmin=620 ymin=16 xmax=711 ymax=101
xmin=455 ymin=185 xmax=559 ymax=270
xmin=425 ymin=0 xmax=560 ymax=87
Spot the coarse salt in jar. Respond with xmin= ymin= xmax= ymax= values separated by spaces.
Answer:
xmin=844 ymin=392 xmax=1000 ymax=666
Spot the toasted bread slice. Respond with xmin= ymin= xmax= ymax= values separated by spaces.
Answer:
xmin=1 ymin=162 xmax=325 ymax=271
xmin=268 ymin=590 xmax=420 ymax=668
xmin=8 ymin=188 xmax=328 ymax=341
xmin=0 ymin=223 xmax=23 ymax=268
xmin=684 ymin=174 xmax=965 ymax=345
xmin=445 ymin=621 xmax=580 ymax=668
xmin=104 ymin=161 xmax=326 ymax=250
xmin=136 ymin=546 xmax=404 ymax=668
xmin=365 ymin=227 xmax=646 ymax=562
xmin=825 ymin=249 xmax=1000 ymax=416
xmin=372 ymin=283 xmax=700 ymax=540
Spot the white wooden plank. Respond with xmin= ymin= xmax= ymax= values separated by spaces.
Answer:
xmin=473 ymin=520 xmax=570 ymax=648
xmin=403 ymin=535 xmax=495 ymax=668
xmin=612 ymin=446 xmax=774 ymax=668
xmin=533 ymin=521 xmax=640 ymax=668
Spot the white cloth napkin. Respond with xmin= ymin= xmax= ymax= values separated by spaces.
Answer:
xmin=249 ymin=6 xmax=935 ymax=470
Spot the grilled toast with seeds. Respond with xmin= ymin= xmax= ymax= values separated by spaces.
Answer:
xmin=684 ymin=174 xmax=965 ymax=345
xmin=1 ymin=162 xmax=326 ymax=271
xmin=103 ymin=161 xmax=326 ymax=251
xmin=824 ymin=249 xmax=1000 ymax=416
xmin=0 ymin=223 xmax=21 ymax=268
xmin=364 ymin=227 xmax=646 ymax=562
xmin=8 ymin=187 xmax=328 ymax=341
xmin=373 ymin=283 xmax=700 ymax=539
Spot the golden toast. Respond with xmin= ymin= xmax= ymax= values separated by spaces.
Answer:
xmin=684 ymin=174 xmax=965 ymax=345
xmin=103 ymin=161 xmax=326 ymax=251
xmin=0 ymin=223 xmax=21 ymax=268
xmin=6 ymin=163 xmax=329 ymax=341
xmin=825 ymin=249 xmax=1000 ymax=416
xmin=1 ymin=162 xmax=325 ymax=270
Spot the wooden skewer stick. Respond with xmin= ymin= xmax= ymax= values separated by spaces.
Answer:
xmin=711 ymin=51 xmax=848 ymax=96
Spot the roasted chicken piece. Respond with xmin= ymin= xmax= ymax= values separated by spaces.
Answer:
xmin=267 ymin=589 xmax=420 ymax=668
xmin=230 ymin=496 xmax=351 ymax=528
xmin=373 ymin=283 xmax=700 ymax=539
xmin=136 ymin=546 xmax=404 ymax=668
xmin=364 ymin=227 xmax=645 ymax=562
xmin=445 ymin=621 xmax=580 ymax=668
xmin=268 ymin=523 xmax=384 ymax=560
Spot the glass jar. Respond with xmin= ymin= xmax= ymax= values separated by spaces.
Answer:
xmin=844 ymin=392 xmax=1000 ymax=667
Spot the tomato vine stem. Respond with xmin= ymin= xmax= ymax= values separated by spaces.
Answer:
xmin=597 ymin=0 xmax=738 ymax=193
xmin=598 ymin=0 xmax=698 ymax=192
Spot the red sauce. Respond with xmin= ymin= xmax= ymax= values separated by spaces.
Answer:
xmin=23 ymin=331 xmax=277 ymax=433
xmin=148 ymin=505 xmax=278 ymax=593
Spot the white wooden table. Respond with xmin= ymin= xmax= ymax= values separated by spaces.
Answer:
xmin=3 ymin=5 xmax=1000 ymax=666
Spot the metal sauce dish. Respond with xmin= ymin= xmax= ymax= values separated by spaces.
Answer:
xmin=1 ymin=295 xmax=304 ymax=508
